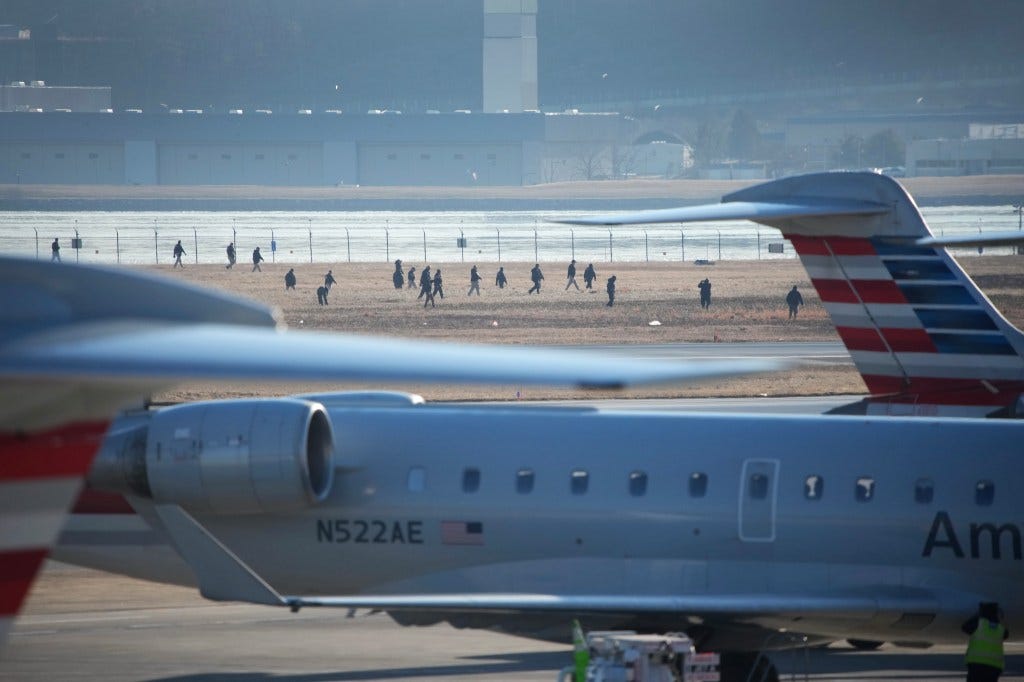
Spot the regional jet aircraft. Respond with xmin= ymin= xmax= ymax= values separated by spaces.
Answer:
xmin=4 ymin=172 xmax=1024 ymax=682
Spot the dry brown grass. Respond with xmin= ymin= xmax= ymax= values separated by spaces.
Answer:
xmin=144 ymin=256 xmax=1024 ymax=403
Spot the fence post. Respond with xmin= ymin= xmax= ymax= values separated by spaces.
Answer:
xmin=533 ymin=229 xmax=538 ymax=262
xmin=608 ymin=229 xmax=613 ymax=263
xmin=756 ymin=229 xmax=761 ymax=260
xmin=153 ymin=221 xmax=158 ymax=264
xmin=193 ymin=227 xmax=198 ymax=264
xmin=496 ymin=227 xmax=501 ymax=262
xmin=644 ymin=230 xmax=649 ymax=262
xmin=308 ymin=229 xmax=313 ymax=264
xmin=115 ymin=228 xmax=120 ymax=264
xmin=717 ymin=229 xmax=722 ymax=261
xmin=74 ymin=223 xmax=80 ymax=263
xmin=33 ymin=228 xmax=38 ymax=259
xmin=680 ymin=230 xmax=684 ymax=262
xmin=422 ymin=229 xmax=427 ymax=261
xmin=571 ymin=229 xmax=575 ymax=261
xmin=385 ymin=220 xmax=390 ymax=263
xmin=345 ymin=227 xmax=351 ymax=263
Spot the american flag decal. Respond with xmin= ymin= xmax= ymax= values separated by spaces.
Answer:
xmin=441 ymin=520 xmax=484 ymax=546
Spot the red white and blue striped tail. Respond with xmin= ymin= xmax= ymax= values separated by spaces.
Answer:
xmin=561 ymin=171 xmax=1024 ymax=417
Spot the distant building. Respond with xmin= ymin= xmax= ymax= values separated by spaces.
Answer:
xmin=0 ymin=81 xmax=111 ymax=112
xmin=907 ymin=124 xmax=1024 ymax=177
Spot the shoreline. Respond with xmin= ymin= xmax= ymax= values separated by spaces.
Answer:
xmin=2 ymin=175 xmax=1022 ymax=211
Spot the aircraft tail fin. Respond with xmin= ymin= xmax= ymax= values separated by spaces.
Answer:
xmin=562 ymin=172 xmax=1024 ymax=417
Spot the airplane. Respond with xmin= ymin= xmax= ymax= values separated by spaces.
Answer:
xmin=5 ymin=171 xmax=1024 ymax=682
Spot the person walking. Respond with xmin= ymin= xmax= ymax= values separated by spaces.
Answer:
xmin=963 ymin=602 xmax=1008 ymax=681
xmin=583 ymin=263 xmax=596 ymax=289
xmin=495 ymin=266 xmax=507 ymax=289
xmin=432 ymin=268 xmax=445 ymax=299
xmin=284 ymin=268 xmax=296 ymax=290
xmin=324 ymin=269 xmax=337 ymax=291
xmin=417 ymin=266 xmax=432 ymax=300
xmin=251 ymin=246 xmax=264 ymax=272
xmin=173 ymin=240 xmax=186 ymax=268
xmin=528 ymin=263 xmax=544 ymax=294
xmin=786 ymin=285 xmax=804 ymax=319
xmin=407 ymin=265 xmax=417 ymax=289
xmin=698 ymin=278 xmax=712 ymax=309
xmin=421 ymin=270 xmax=436 ymax=308
xmin=225 ymin=242 xmax=236 ymax=269
xmin=50 ymin=238 xmax=61 ymax=262
xmin=606 ymin=275 xmax=617 ymax=307
xmin=316 ymin=286 xmax=329 ymax=305
xmin=468 ymin=265 xmax=482 ymax=296
xmin=565 ymin=259 xmax=580 ymax=290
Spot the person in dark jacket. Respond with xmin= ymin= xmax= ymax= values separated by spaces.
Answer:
xmin=698 ymin=278 xmax=711 ymax=309
xmin=225 ymin=242 xmax=236 ymax=269
xmin=583 ymin=263 xmax=596 ymax=289
xmin=317 ymin=285 xmax=328 ymax=305
xmin=786 ymin=285 xmax=804 ymax=319
xmin=432 ymin=268 xmax=445 ymax=299
xmin=495 ymin=266 xmax=507 ymax=289
xmin=606 ymin=275 xmax=617 ymax=306
xmin=324 ymin=270 xmax=337 ymax=290
xmin=252 ymin=246 xmax=264 ymax=272
xmin=528 ymin=264 xmax=544 ymax=294
xmin=468 ymin=265 xmax=482 ymax=296
xmin=173 ymin=240 xmax=186 ymax=268
xmin=407 ymin=265 xmax=416 ymax=289
xmin=285 ymin=268 xmax=296 ymax=290
xmin=417 ymin=266 xmax=432 ymax=300
xmin=565 ymin=259 xmax=580 ymax=290
xmin=392 ymin=260 xmax=405 ymax=289
xmin=51 ymin=238 xmax=61 ymax=262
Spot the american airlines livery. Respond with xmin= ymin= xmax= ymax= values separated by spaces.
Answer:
xmin=2 ymin=172 xmax=1022 ymax=682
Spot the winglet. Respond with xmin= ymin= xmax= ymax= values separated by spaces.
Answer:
xmin=153 ymin=504 xmax=286 ymax=606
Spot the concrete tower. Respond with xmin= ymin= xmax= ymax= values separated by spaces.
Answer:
xmin=482 ymin=0 xmax=538 ymax=113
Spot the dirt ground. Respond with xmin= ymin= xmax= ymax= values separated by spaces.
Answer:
xmin=142 ymin=255 xmax=1024 ymax=403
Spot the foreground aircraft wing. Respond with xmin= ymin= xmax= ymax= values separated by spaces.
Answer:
xmin=0 ymin=257 xmax=781 ymax=649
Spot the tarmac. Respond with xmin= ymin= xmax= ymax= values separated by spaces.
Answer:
xmin=4 ymin=562 xmax=1024 ymax=681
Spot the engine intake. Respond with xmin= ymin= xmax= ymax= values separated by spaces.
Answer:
xmin=90 ymin=399 xmax=334 ymax=514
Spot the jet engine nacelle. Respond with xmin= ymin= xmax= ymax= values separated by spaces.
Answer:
xmin=90 ymin=399 xmax=335 ymax=514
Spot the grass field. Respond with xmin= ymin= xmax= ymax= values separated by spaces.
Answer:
xmin=142 ymin=254 xmax=1024 ymax=403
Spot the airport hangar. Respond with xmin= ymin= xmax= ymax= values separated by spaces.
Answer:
xmin=0 ymin=109 xmax=689 ymax=187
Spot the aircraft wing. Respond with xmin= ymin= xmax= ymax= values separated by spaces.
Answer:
xmin=0 ymin=257 xmax=782 ymax=648
xmin=551 ymin=198 xmax=888 ymax=227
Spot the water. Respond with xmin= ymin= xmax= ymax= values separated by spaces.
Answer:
xmin=1 ymin=206 xmax=1019 ymax=265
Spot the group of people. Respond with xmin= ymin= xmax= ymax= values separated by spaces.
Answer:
xmin=696 ymin=276 xmax=805 ymax=319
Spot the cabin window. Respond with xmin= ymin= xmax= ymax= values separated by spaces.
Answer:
xmin=915 ymin=478 xmax=934 ymax=504
xmin=20 ymin=152 xmax=31 ymax=159
xmin=54 ymin=152 xmax=65 ymax=159
xmin=629 ymin=471 xmax=648 ymax=497
xmin=749 ymin=473 xmax=769 ymax=500
xmin=255 ymin=153 xmax=265 ymax=160
xmin=804 ymin=475 xmax=824 ymax=500
xmin=462 ymin=467 xmax=480 ymax=493
xmin=188 ymin=153 xmax=198 ymax=160
xmin=855 ymin=476 xmax=875 ymax=502
xmin=516 ymin=468 xmax=534 ymax=494
xmin=406 ymin=466 xmax=426 ymax=492
xmin=88 ymin=152 xmax=99 ymax=159
xmin=976 ymin=480 xmax=995 ymax=506
xmin=689 ymin=472 xmax=707 ymax=498
xmin=571 ymin=469 xmax=589 ymax=495
xmin=221 ymin=153 xmax=232 ymax=160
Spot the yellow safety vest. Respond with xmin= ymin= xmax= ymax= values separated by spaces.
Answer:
xmin=966 ymin=618 xmax=1006 ymax=670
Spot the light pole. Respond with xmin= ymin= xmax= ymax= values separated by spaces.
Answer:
xmin=533 ymin=228 xmax=538 ymax=262
xmin=571 ymin=229 xmax=575 ymax=261
xmin=193 ymin=227 xmax=198 ymax=264
xmin=345 ymin=227 xmax=351 ymax=262
xmin=422 ymin=229 xmax=427 ymax=261
xmin=644 ymin=230 xmax=649 ymax=262
xmin=608 ymin=229 xmax=613 ymax=263
xmin=716 ymin=229 xmax=722 ymax=261
xmin=115 ymin=228 xmax=120 ymax=264
xmin=153 ymin=220 xmax=158 ymax=264
xmin=385 ymin=219 xmax=390 ymax=263
xmin=495 ymin=227 xmax=501 ymax=262
xmin=459 ymin=223 xmax=465 ymax=263
xmin=680 ymin=229 xmax=684 ymax=262
xmin=33 ymin=227 xmax=38 ymax=260
xmin=74 ymin=221 xmax=79 ymax=263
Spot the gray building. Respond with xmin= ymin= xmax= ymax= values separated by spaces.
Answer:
xmin=0 ymin=109 xmax=642 ymax=186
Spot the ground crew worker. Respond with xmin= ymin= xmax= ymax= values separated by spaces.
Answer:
xmin=565 ymin=259 xmax=580 ymax=290
xmin=407 ymin=265 xmax=416 ymax=289
xmin=324 ymin=269 xmax=337 ymax=290
xmin=251 ymin=246 xmax=264 ymax=272
xmin=316 ymin=285 xmax=328 ymax=305
xmin=786 ymin=285 xmax=804 ymax=319
xmin=495 ymin=266 xmax=507 ymax=289
xmin=606 ymin=275 xmax=617 ymax=306
xmin=468 ymin=265 xmax=481 ymax=295
xmin=226 ymin=242 xmax=236 ymax=269
xmin=963 ymin=602 xmax=1008 ymax=681
xmin=285 ymin=268 xmax=296 ymax=290
xmin=583 ymin=263 xmax=596 ymax=289
xmin=173 ymin=240 xmax=186 ymax=268
xmin=528 ymin=263 xmax=544 ymax=294
xmin=51 ymin=238 xmax=61 ymax=262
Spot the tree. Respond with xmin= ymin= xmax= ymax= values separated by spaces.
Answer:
xmin=836 ymin=134 xmax=865 ymax=168
xmin=863 ymin=129 xmax=905 ymax=167
xmin=692 ymin=119 xmax=727 ymax=167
